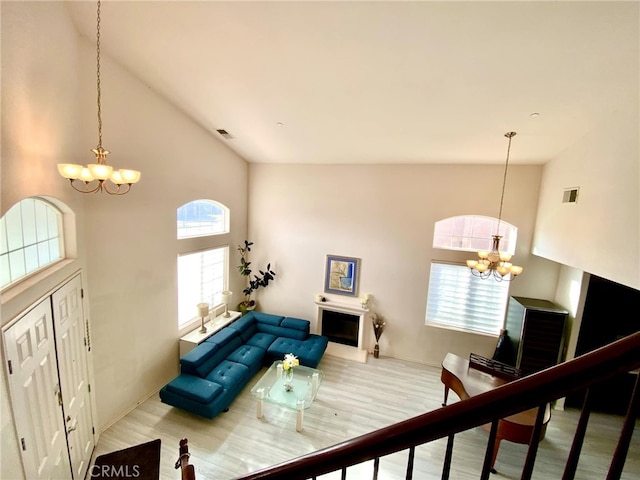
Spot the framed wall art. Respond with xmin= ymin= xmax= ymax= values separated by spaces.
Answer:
xmin=324 ymin=255 xmax=360 ymax=296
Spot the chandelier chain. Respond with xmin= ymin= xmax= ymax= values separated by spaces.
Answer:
xmin=96 ymin=0 xmax=102 ymax=148
xmin=496 ymin=131 xmax=516 ymax=232
xmin=57 ymin=0 xmax=141 ymax=194
xmin=465 ymin=131 xmax=522 ymax=281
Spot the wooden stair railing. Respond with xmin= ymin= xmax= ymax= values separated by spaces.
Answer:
xmin=232 ymin=331 xmax=640 ymax=480
xmin=176 ymin=438 xmax=196 ymax=480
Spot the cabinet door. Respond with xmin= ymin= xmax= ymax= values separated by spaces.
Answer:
xmin=52 ymin=274 xmax=95 ymax=480
xmin=519 ymin=311 xmax=566 ymax=375
xmin=3 ymin=299 xmax=72 ymax=480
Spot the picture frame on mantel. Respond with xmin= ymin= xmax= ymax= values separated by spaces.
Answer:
xmin=324 ymin=255 xmax=360 ymax=296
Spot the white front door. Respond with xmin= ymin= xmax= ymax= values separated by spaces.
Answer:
xmin=52 ymin=273 xmax=95 ymax=480
xmin=3 ymin=298 xmax=72 ymax=480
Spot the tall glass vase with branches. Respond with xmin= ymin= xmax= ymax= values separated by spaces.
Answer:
xmin=371 ymin=313 xmax=386 ymax=358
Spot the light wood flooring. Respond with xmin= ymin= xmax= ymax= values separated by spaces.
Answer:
xmin=92 ymin=354 xmax=639 ymax=479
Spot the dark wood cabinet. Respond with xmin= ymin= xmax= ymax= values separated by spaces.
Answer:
xmin=502 ymin=296 xmax=568 ymax=376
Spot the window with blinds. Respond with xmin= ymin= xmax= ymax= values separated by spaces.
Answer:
xmin=425 ymin=261 xmax=509 ymax=335
xmin=177 ymin=246 xmax=228 ymax=329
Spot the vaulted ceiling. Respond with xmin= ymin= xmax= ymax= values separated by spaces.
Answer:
xmin=66 ymin=1 xmax=639 ymax=165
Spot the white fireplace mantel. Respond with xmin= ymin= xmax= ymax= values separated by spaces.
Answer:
xmin=315 ymin=299 xmax=369 ymax=363
xmin=314 ymin=300 xmax=369 ymax=314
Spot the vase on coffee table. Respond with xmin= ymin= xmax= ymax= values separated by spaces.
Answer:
xmin=283 ymin=368 xmax=294 ymax=391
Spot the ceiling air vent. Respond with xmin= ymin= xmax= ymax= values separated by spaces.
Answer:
xmin=562 ymin=187 xmax=579 ymax=204
xmin=216 ymin=129 xmax=234 ymax=140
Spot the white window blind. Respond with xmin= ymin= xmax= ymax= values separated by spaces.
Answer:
xmin=425 ymin=262 xmax=509 ymax=335
xmin=177 ymin=246 xmax=228 ymax=329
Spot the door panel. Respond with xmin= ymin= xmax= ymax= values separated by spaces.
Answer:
xmin=53 ymin=274 xmax=95 ymax=480
xmin=3 ymin=299 xmax=72 ymax=480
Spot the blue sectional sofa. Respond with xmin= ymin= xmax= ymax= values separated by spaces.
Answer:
xmin=159 ymin=311 xmax=329 ymax=419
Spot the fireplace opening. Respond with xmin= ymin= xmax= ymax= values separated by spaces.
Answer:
xmin=321 ymin=310 xmax=359 ymax=347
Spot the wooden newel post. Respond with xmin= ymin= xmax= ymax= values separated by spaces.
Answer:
xmin=175 ymin=438 xmax=196 ymax=480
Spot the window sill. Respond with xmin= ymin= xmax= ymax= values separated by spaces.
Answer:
xmin=1 ymin=259 xmax=76 ymax=305
xmin=425 ymin=322 xmax=499 ymax=338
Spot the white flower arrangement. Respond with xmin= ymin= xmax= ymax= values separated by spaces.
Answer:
xmin=283 ymin=353 xmax=299 ymax=371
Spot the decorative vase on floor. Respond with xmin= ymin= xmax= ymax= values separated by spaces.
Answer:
xmin=374 ymin=344 xmax=380 ymax=358
xmin=283 ymin=368 xmax=294 ymax=391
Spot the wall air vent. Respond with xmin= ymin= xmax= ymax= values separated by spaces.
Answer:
xmin=562 ymin=187 xmax=579 ymax=204
xmin=216 ymin=129 xmax=234 ymax=140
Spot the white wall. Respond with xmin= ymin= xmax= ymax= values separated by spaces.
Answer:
xmin=1 ymin=4 xmax=250 ymax=478
xmin=533 ymin=105 xmax=640 ymax=290
xmin=1 ymin=3 xmax=89 ymax=479
xmin=77 ymin=37 xmax=249 ymax=429
xmin=248 ymin=163 xmax=561 ymax=367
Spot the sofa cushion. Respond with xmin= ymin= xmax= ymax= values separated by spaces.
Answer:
xmin=267 ymin=337 xmax=303 ymax=358
xmin=281 ymin=317 xmax=310 ymax=333
xmin=246 ymin=332 xmax=277 ymax=350
xmin=165 ymin=375 xmax=223 ymax=404
xmin=255 ymin=322 xmax=308 ymax=340
xmin=205 ymin=328 xmax=243 ymax=361
xmin=292 ymin=334 xmax=329 ymax=368
xmin=205 ymin=327 xmax=239 ymax=348
xmin=206 ymin=360 xmax=250 ymax=390
xmin=226 ymin=344 xmax=265 ymax=374
xmin=252 ymin=311 xmax=285 ymax=326
xmin=180 ymin=342 xmax=219 ymax=377
xmin=227 ymin=315 xmax=257 ymax=342
xmin=267 ymin=334 xmax=329 ymax=368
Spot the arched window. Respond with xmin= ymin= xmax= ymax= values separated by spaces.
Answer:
xmin=433 ymin=215 xmax=517 ymax=254
xmin=1 ymin=198 xmax=64 ymax=289
xmin=177 ymin=200 xmax=229 ymax=239
xmin=176 ymin=199 xmax=230 ymax=330
xmin=426 ymin=215 xmax=516 ymax=336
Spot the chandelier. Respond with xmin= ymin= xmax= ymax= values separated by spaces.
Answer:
xmin=58 ymin=0 xmax=141 ymax=195
xmin=467 ymin=132 xmax=523 ymax=281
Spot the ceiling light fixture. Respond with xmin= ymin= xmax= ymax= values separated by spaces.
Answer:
xmin=467 ymin=132 xmax=523 ymax=281
xmin=57 ymin=0 xmax=140 ymax=195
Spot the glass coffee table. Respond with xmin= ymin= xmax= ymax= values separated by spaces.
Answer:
xmin=250 ymin=360 xmax=324 ymax=432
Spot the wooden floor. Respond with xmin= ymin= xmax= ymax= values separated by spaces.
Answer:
xmin=92 ymin=354 xmax=639 ymax=479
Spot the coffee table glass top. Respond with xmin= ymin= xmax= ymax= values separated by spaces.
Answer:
xmin=250 ymin=360 xmax=323 ymax=410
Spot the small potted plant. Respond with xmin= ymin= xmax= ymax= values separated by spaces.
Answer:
xmin=237 ymin=240 xmax=276 ymax=314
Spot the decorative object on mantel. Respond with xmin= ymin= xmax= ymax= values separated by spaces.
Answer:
xmin=57 ymin=0 xmax=141 ymax=195
xmin=282 ymin=353 xmax=299 ymax=391
xmin=197 ymin=303 xmax=209 ymax=333
xmin=466 ymin=132 xmax=523 ymax=281
xmin=371 ymin=313 xmax=386 ymax=358
xmin=360 ymin=293 xmax=371 ymax=309
xmin=237 ymin=240 xmax=276 ymax=314
xmin=315 ymin=294 xmax=326 ymax=302
xmin=221 ymin=291 xmax=233 ymax=318
xmin=324 ymin=255 xmax=360 ymax=296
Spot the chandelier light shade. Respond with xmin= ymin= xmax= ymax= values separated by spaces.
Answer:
xmin=58 ymin=0 xmax=140 ymax=195
xmin=467 ymin=132 xmax=523 ymax=281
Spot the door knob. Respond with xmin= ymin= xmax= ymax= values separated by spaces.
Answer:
xmin=67 ymin=421 xmax=78 ymax=434
xmin=54 ymin=384 xmax=63 ymax=406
